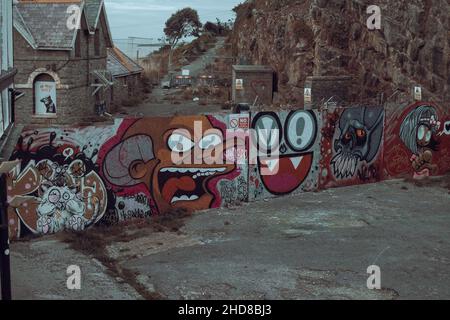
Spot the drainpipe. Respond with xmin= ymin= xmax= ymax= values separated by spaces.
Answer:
xmin=8 ymin=88 xmax=16 ymax=125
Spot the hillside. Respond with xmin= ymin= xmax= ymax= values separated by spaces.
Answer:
xmin=230 ymin=0 xmax=450 ymax=106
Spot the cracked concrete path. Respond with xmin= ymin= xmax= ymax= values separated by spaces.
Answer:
xmin=117 ymin=180 xmax=450 ymax=300
xmin=10 ymin=240 xmax=142 ymax=300
xmin=9 ymin=179 xmax=450 ymax=300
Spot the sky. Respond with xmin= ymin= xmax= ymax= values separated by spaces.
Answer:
xmin=105 ymin=0 xmax=244 ymax=41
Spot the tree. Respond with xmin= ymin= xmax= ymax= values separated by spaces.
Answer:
xmin=164 ymin=8 xmax=202 ymax=72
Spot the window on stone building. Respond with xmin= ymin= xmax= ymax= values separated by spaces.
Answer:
xmin=34 ymin=74 xmax=57 ymax=116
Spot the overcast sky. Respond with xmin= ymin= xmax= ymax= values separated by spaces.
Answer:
xmin=104 ymin=0 xmax=244 ymax=41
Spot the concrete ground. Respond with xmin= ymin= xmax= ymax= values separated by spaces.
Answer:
xmin=9 ymin=179 xmax=450 ymax=300
xmin=11 ymin=240 xmax=141 ymax=300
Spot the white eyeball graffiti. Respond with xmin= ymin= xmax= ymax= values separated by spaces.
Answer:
xmin=285 ymin=110 xmax=317 ymax=152
xmin=443 ymin=121 xmax=450 ymax=136
xmin=168 ymin=132 xmax=195 ymax=153
xmin=200 ymin=133 xmax=222 ymax=150
xmin=253 ymin=113 xmax=281 ymax=152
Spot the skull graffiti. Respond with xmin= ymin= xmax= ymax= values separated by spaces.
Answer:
xmin=331 ymin=107 xmax=384 ymax=179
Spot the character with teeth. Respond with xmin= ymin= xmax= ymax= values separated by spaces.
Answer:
xmin=331 ymin=107 xmax=384 ymax=180
xmin=102 ymin=117 xmax=236 ymax=213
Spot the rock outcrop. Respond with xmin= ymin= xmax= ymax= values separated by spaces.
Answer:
xmin=230 ymin=0 xmax=450 ymax=106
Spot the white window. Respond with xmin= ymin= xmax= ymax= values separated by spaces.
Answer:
xmin=34 ymin=74 xmax=57 ymax=115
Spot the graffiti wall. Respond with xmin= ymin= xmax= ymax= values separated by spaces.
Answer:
xmin=248 ymin=110 xmax=321 ymax=201
xmin=319 ymin=106 xmax=385 ymax=189
xmin=5 ymin=102 xmax=450 ymax=239
xmin=7 ymin=115 xmax=248 ymax=239
xmin=384 ymin=102 xmax=450 ymax=179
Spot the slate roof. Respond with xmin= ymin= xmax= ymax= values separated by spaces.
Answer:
xmin=14 ymin=1 xmax=82 ymax=50
xmin=13 ymin=0 xmax=109 ymax=50
xmin=84 ymin=0 xmax=103 ymax=30
xmin=107 ymin=47 xmax=144 ymax=78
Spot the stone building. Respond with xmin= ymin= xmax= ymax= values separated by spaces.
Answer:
xmin=232 ymin=65 xmax=274 ymax=106
xmin=0 ymin=0 xmax=15 ymax=142
xmin=107 ymin=46 xmax=143 ymax=108
xmin=13 ymin=0 xmax=113 ymax=126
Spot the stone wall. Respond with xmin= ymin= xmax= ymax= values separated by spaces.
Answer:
xmin=111 ymin=73 xmax=143 ymax=108
xmin=230 ymin=0 xmax=450 ymax=107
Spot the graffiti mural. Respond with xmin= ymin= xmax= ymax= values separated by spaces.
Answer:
xmin=384 ymin=102 xmax=450 ymax=179
xmin=320 ymin=106 xmax=384 ymax=188
xmin=249 ymin=110 xmax=321 ymax=200
xmin=7 ymin=126 xmax=117 ymax=238
xmin=5 ymin=103 xmax=449 ymax=239
xmin=99 ymin=115 xmax=247 ymax=214
xmin=6 ymin=115 xmax=248 ymax=239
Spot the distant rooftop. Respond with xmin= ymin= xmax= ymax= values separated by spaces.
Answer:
xmin=107 ymin=47 xmax=144 ymax=78
xmin=232 ymin=65 xmax=273 ymax=73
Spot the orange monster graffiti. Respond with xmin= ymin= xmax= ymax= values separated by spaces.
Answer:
xmin=100 ymin=116 xmax=237 ymax=213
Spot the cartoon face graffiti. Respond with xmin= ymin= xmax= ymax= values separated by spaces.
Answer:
xmin=399 ymin=105 xmax=440 ymax=178
xmin=102 ymin=117 xmax=236 ymax=213
xmin=331 ymin=107 xmax=384 ymax=179
xmin=252 ymin=111 xmax=317 ymax=195
xmin=37 ymin=186 xmax=87 ymax=234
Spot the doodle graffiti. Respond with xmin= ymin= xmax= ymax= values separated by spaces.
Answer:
xmin=252 ymin=110 xmax=317 ymax=195
xmin=399 ymin=104 xmax=441 ymax=179
xmin=7 ymin=131 xmax=108 ymax=237
xmin=331 ymin=106 xmax=384 ymax=179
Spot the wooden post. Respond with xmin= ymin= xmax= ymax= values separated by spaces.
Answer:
xmin=0 ymin=173 xmax=11 ymax=300
xmin=0 ymin=160 xmax=21 ymax=301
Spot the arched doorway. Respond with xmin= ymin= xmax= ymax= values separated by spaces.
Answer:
xmin=34 ymin=73 xmax=57 ymax=115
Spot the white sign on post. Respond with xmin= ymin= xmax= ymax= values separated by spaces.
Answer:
xmin=304 ymin=88 xmax=312 ymax=103
xmin=236 ymin=79 xmax=244 ymax=90
xmin=414 ymin=86 xmax=422 ymax=101
xmin=35 ymin=81 xmax=57 ymax=115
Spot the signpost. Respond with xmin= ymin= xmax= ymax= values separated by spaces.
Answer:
xmin=0 ymin=160 xmax=20 ymax=300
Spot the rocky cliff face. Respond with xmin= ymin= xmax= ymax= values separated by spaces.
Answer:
xmin=230 ymin=0 xmax=450 ymax=106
